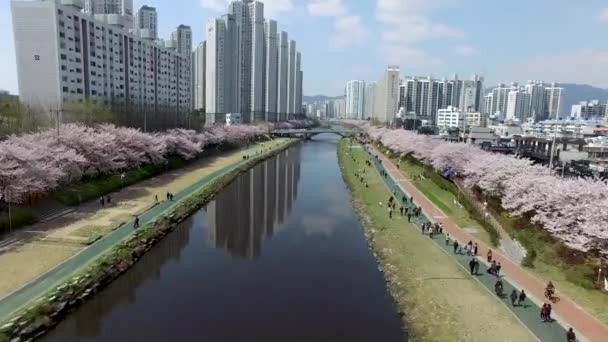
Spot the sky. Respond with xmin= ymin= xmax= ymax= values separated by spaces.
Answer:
xmin=2 ymin=0 xmax=608 ymax=96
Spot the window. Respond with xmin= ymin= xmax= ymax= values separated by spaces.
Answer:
xmin=63 ymin=86 xmax=68 ymax=93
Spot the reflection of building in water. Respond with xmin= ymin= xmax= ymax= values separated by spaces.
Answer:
xmin=63 ymin=221 xmax=191 ymax=338
xmin=207 ymin=148 xmax=301 ymax=259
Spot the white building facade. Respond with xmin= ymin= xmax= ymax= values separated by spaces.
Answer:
xmin=12 ymin=0 xmax=191 ymax=118
xmin=345 ymin=80 xmax=365 ymax=120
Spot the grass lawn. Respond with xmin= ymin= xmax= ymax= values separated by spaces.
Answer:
xmin=338 ymin=140 xmax=534 ymax=342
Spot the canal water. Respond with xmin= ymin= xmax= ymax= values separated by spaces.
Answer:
xmin=43 ymin=135 xmax=405 ymax=342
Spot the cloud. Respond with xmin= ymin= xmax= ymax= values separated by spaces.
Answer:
xmin=329 ymin=15 xmax=371 ymax=49
xmin=200 ymin=0 xmax=294 ymax=17
xmin=499 ymin=49 xmax=608 ymax=87
xmin=453 ymin=45 xmax=478 ymax=56
xmin=376 ymin=0 xmax=465 ymax=70
xmin=599 ymin=8 xmax=608 ymax=23
xmin=307 ymin=0 xmax=347 ymax=17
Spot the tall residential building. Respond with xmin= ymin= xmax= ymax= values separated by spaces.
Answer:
xmin=205 ymin=0 xmax=302 ymax=122
xmin=545 ymin=83 xmax=563 ymax=119
xmin=264 ymin=20 xmax=278 ymax=121
xmin=525 ymin=80 xmax=546 ymax=121
xmin=287 ymin=40 xmax=297 ymax=116
xmin=571 ymin=100 xmax=608 ymax=119
xmin=506 ymin=89 xmax=531 ymax=121
xmin=399 ymin=77 xmax=439 ymax=123
xmin=249 ymin=1 xmax=265 ymax=121
xmin=136 ymin=5 xmax=157 ymax=40
xmin=193 ymin=42 xmax=206 ymax=111
xmin=12 ymin=0 xmax=191 ymax=117
xmin=345 ymin=80 xmax=366 ymax=120
xmin=365 ymin=82 xmax=377 ymax=119
xmin=376 ymin=66 xmax=400 ymax=123
xmin=85 ymin=0 xmax=134 ymax=28
xmin=276 ymin=31 xmax=289 ymax=120
xmin=487 ymin=83 xmax=517 ymax=118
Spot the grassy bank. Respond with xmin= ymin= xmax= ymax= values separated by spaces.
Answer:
xmin=0 ymin=209 xmax=37 ymax=236
xmin=337 ymin=139 xmax=534 ymax=342
xmin=0 ymin=139 xmax=298 ymax=342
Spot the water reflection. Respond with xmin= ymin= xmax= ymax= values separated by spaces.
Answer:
xmin=206 ymin=149 xmax=301 ymax=259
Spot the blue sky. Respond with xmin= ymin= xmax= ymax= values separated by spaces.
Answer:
xmin=2 ymin=0 xmax=608 ymax=96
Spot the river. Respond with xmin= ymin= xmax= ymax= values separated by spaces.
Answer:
xmin=43 ymin=135 xmax=405 ymax=342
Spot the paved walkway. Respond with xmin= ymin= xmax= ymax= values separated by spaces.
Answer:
xmin=0 ymin=140 xmax=292 ymax=322
xmin=366 ymin=145 xmax=608 ymax=342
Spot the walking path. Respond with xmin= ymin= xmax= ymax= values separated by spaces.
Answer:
xmin=0 ymin=140 xmax=291 ymax=322
xmin=366 ymin=145 xmax=608 ymax=342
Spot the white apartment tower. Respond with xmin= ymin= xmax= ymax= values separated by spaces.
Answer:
xmin=12 ymin=0 xmax=191 ymax=118
xmin=136 ymin=5 xmax=157 ymax=40
xmin=276 ymin=31 xmax=289 ymax=120
xmin=249 ymin=1 xmax=265 ymax=121
xmin=295 ymin=52 xmax=303 ymax=116
xmin=193 ymin=42 xmax=206 ymax=111
xmin=525 ymin=80 xmax=546 ymax=121
xmin=365 ymin=82 xmax=377 ymax=119
xmin=506 ymin=89 xmax=531 ymax=122
xmin=345 ymin=80 xmax=365 ymax=120
xmin=86 ymin=0 xmax=134 ymax=28
xmin=287 ymin=40 xmax=297 ymax=117
xmin=264 ymin=20 xmax=278 ymax=121
xmin=376 ymin=66 xmax=400 ymax=123
xmin=545 ymin=83 xmax=563 ymax=120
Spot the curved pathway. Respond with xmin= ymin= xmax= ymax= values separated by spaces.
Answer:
xmin=368 ymin=145 xmax=608 ymax=342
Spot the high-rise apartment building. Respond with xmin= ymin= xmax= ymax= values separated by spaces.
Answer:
xmin=376 ymin=66 xmax=400 ymax=123
xmin=205 ymin=0 xmax=303 ymax=122
xmin=545 ymin=83 xmax=563 ymax=120
xmin=287 ymin=40 xmax=297 ymax=116
xmin=264 ymin=20 xmax=278 ymax=121
xmin=85 ymin=0 xmax=134 ymax=28
xmin=193 ymin=42 xmax=206 ymax=111
xmin=525 ymin=80 xmax=546 ymax=121
xmin=136 ymin=5 xmax=157 ymax=40
xmin=506 ymin=89 xmax=531 ymax=121
xmin=276 ymin=31 xmax=289 ymax=120
xmin=12 ymin=0 xmax=191 ymax=118
xmin=345 ymin=80 xmax=366 ymax=120
xmin=365 ymin=82 xmax=377 ymax=119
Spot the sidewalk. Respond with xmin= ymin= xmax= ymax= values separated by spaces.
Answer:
xmin=0 ymin=140 xmax=291 ymax=322
xmin=367 ymin=145 xmax=608 ymax=342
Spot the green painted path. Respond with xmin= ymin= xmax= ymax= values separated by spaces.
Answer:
xmin=0 ymin=141 xmax=293 ymax=323
xmin=355 ymin=144 xmax=567 ymax=342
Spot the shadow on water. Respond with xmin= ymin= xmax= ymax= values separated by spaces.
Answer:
xmin=43 ymin=135 xmax=406 ymax=342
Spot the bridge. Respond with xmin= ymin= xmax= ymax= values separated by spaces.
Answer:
xmin=270 ymin=128 xmax=362 ymax=139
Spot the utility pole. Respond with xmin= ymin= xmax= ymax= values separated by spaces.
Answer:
xmin=548 ymin=131 xmax=557 ymax=174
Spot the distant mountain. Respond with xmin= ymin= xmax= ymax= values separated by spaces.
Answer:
xmin=303 ymin=95 xmax=343 ymax=103
xmin=560 ymin=84 xmax=608 ymax=111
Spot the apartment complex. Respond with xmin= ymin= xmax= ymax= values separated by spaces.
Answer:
xmin=485 ymin=81 xmax=563 ymax=122
xmin=204 ymin=0 xmax=303 ymax=124
xmin=11 ymin=0 xmax=192 ymax=117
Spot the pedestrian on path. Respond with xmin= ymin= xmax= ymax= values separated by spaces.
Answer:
xmin=166 ymin=192 xmax=171 ymax=201
xmin=510 ymin=289 xmax=518 ymax=306
xmin=453 ymin=240 xmax=459 ymax=254
xmin=407 ymin=212 xmax=412 ymax=223
xmin=566 ymin=328 xmax=576 ymax=342
xmin=134 ymin=215 xmax=140 ymax=229
xmin=496 ymin=262 xmax=502 ymax=277
xmin=389 ymin=208 xmax=393 ymax=219
xmin=106 ymin=195 xmax=111 ymax=205
xmin=473 ymin=258 xmax=480 ymax=275
xmin=546 ymin=303 xmax=553 ymax=322
xmin=469 ymin=258 xmax=476 ymax=275
xmin=100 ymin=196 xmax=105 ymax=207
xmin=445 ymin=233 xmax=450 ymax=246
xmin=473 ymin=242 xmax=478 ymax=255
xmin=487 ymin=249 xmax=493 ymax=263
xmin=155 ymin=194 xmax=158 ymax=202
xmin=518 ymin=290 xmax=527 ymax=306
xmin=541 ymin=303 xmax=548 ymax=321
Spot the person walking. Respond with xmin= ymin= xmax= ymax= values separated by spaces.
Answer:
xmin=166 ymin=192 xmax=171 ymax=201
xmin=473 ymin=242 xmax=478 ymax=255
xmin=566 ymin=328 xmax=576 ymax=342
xmin=469 ymin=258 xmax=476 ymax=275
xmin=389 ymin=208 xmax=393 ymax=219
xmin=473 ymin=258 xmax=480 ymax=275
xmin=155 ymin=194 xmax=159 ymax=202
xmin=518 ymin=290 xmax=527 ymax=306
xmin=546 ymin=303 xmax=552 ymax=322
xmin=445 ymin=233 xmax=450 ymax=246
xmin=540 ymin=304 xmax=547 ymax=322
xmin=407 ymin=212 xmax=412 ymax=223
xmin=133 ymin=215 xmax=140 ymax=229
xmin=106 ymin=195 xmax=111 ymax=204
xmin=487 ymin=249 xmax=493 ymax=263
xmin=510 ymin=289 xmax=518 ymax=306
xmin=496 ymin=262 xmax=502 ymax=277
xmin=453 ymin=240 xmax=459 ymax=254
xmin=100 ymin=196 xmax=105 ymax=207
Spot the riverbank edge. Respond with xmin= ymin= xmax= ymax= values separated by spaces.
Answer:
xmin=336 ymin=139 xmax=410 ymax=339
xmin=0 ymin=138 xmax=300 ymax=342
